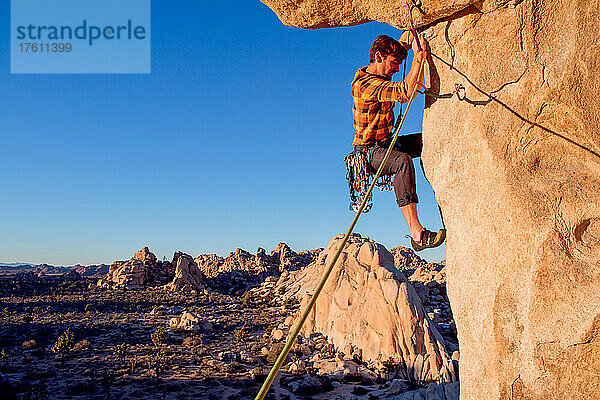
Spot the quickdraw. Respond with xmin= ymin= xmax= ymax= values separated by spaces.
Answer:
xmin=418 ymin=82 xmax=466 ymax=99
xmin=344 ymin=148 xmax=393 ymax=213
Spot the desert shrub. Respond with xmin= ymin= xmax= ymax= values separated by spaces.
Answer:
xmin=0 ymin=349 xmax=12 ymax=369
xmin=283 ymin=297 xmax=299 ymax=307
xmin=183 ymin=335 xmax=203 ymax=363
xmin=266 ymin=343 xmax=286 ymax=364
xmin=223 ymin=361 xmax=242 ymax=373
xmin=100 ymin=369 xmax=116 ymax=398
xmin=147 ymin=350 xmax=168 ymax=383
xmin=24 ymin=382 xmax=46 ymax=399
xmin=113 ymin=342 xmax=128 ymax=364
xmin=151 ymin=327 xmax=166 ymax=347
xmin=380 ymin=357 xmax=406 ymax=380
xmin=240 ymin=291 xmax=254 ymax=308
xmin=129 ymin=354 xmax=140 ymax=373
xmin=51 ymin=328 xmax=74 ymax=364
xmin=234 ymin=325 xmax=248 ymax=349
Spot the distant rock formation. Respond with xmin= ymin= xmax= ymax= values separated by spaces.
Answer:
xmin=74 ymin=264 xmax=109 ymax=277
xmin=196 ymin=243 xmax=320 ymax=294
xmin=14 ymin=271 xmax=37 ymax=282
xmin=164 ymin=252 xmax=206 ymax=292
xmin=279 ymin=234 xmax=456 ymax=384
xmin=60 ymin=270 xmax=82 ymax=281
xmin=96 ymin=244 xmax=317 ymax=293
xmin=98 ymin=247 xmax=175 ymax=289
xmin=195 ymin=243 xmax=319 ymax=278
xmin=34 ymin=264 xmax=70 ymax=275
xmin=0 ymin=262 xmax=108 ymax=279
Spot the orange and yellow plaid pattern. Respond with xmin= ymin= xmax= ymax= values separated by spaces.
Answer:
xmin=351 ymin=67 xmax=410 ymax=146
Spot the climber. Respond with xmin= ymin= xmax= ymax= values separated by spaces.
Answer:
xmin=351 ymin=33 xmax=445 ymax=251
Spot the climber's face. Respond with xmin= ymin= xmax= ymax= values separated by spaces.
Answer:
xmin=373 ymin=52 xmax=401 ymax=79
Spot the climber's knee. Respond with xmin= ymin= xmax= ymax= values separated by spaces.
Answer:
xmin=392 ymin=152 xmax=413 ymax=174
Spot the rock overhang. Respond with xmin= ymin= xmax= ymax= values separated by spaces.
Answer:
xmin=259 ymin=0 xmax=507 ymax=30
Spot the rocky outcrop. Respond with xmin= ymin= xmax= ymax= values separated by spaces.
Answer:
xmin=196 ymin=243 xmax=320 ymax=293
xmin=60 ymin=270 xmax=82 ymax=281
xmin=74 ymin=264 xmax=109 ymax=277
xmin=165 ymin=252 xmax=206 ymax=292
xmin=280 ymin=234 xmax=456 ymax=384
xmin=169 ymin=311 xmax=201 ymax=331
xmin=98 ymin=247 xmax=174 ymax=289
xmin=33 ymin=264 xmax=70 ymax=275
xmin=260 ymin=0 xmax=477 ymax=30
xmin=391 ymin=248 xmax=457 ymax=352
xmin=260 ymin=1 xmax=600 ymax=398
xmin=195 ymin=243 xmax=318 ymax=278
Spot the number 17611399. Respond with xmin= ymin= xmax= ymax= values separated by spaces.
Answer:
xmin=19 ymin=43 xmax=72 ymax=52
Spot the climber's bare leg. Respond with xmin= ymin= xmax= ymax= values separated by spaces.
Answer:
xmin=400 ymin=202 xmax=423 ymax=241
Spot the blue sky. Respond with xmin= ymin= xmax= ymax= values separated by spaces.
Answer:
xmin=0 ymin=1 xmax=446 ymax=265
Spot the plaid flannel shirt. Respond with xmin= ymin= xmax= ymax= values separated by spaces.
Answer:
xmin=351 ymin=67 xmax=410 ymax=146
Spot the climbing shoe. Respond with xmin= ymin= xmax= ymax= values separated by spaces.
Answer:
xmin=408 ymin=228 xmax=446 ymax=252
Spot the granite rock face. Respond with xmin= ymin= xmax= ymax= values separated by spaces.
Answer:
xmin=260 ymin=0 xmax=600 ymax=398
xmin=282 ymin=234 xmax=456 ymax=384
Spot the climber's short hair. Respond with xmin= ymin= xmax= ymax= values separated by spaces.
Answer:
xmin=369 ymin=35 xmax=407 ymax=63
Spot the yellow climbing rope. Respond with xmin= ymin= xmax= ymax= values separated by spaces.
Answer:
xmin=254 ymin=57 xmax=427 ymax=400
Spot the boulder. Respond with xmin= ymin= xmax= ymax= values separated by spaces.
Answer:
xmin=169 ymin=311 xmax=201 ymax=331
xmin=272 ymin=329 xmax=285 ymax=342
xmin=165 ymin=252 xmax=205 ymax=291
xmin=133 ymin=247 xmax=156 ymax=263
xmin=287 ymin=234 xmax=455 ymax=384
xmin=260 ymin=1 xmax=600 ymax=398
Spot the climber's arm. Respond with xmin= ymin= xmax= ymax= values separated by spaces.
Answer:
xmin=404 ymin=33 xmax=428 ymax=99
xmin=360 ymin=78 xmax=410 ymax=103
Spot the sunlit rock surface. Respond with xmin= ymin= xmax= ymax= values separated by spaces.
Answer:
xmin=281 ymin=234 xmax=456 ymax=384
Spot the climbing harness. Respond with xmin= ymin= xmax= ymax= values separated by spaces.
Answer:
xmin=344 ymin=147 xmax=393 ymax=213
